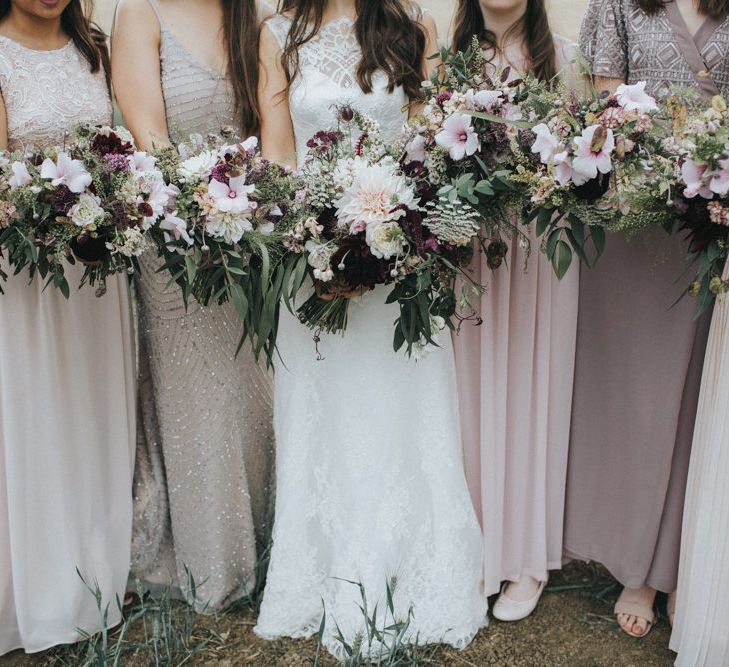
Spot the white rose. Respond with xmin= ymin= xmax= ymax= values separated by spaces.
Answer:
xmin=365 ymin=221 xmax=406 ymax=260
xmin=68 ymin=193 xmax=104 ymax=229
xmin=177 ymin=150 xmax=218 ymax=182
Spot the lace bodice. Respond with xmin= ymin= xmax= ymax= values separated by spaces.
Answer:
xmin=0 ymin=37 xmax=111 ymax=151
xmin=265 ymin=14 xmax=410 ymax=166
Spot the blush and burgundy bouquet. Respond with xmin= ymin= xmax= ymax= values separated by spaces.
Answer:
xmin=0 ymin=125 xmax=169 ymax=296
xmin=284 ymin=110 xmax=477 ymax=356
xmin=509 ymin=80 xmax=663 ymax=277
xmin=150 ymin=129 xmax=300 ymax=363
xmin=657 ymin=93 xmax=729 ymax=310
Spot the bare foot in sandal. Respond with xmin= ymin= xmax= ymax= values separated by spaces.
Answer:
xmin=614 ymin=585 xmax=656 ymax=638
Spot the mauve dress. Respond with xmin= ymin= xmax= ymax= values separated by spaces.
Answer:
xmin=129 ymin=0 xmax=275 ymax=612
xmin=454 ymin=36 xmax=581 ymax=596
xmin=563 ymin=0 xmax=729 ymax=594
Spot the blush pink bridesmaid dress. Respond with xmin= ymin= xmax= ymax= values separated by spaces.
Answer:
xmin=453 ymin=36 xmax=581 ymax=597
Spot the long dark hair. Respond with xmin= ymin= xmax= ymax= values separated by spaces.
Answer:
xmin=0 ymin=0 xmax=109 ymax=83
xmin=222 ymin=0 xmax=261 ymax=135
xmin=637 ymin=0 xmax=727 ymax=17
xmin=277 ymin=0 xmax=426 ymax=101
xmin=453 ymin=0 xmax=557 ymax=83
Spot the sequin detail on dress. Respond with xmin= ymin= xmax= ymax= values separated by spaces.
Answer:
xmin=130 ymin=0 xmax=275 ymax=612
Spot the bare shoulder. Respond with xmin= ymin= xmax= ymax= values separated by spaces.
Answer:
xmin=114 ymin=0 xmax=159 ymax=32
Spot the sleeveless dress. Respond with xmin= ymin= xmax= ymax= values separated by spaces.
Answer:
xmin=453 ymin=36 xmax=581 ymax=597
xmin=0 ymin=38 xmax=136 ymax=654
xmin=254 ymin=14 xmax=487 ymax=658
xmin=564 ymin=0 xmax=729 ymax=596
xmin=129 ymin=0 xmax=275 ymax=612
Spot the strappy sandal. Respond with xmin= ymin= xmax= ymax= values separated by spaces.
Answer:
xmin=614 ymin=600 xmax=655 ymax=638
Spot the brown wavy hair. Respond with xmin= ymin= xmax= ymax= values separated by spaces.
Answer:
xmin=0 ymin=0 xmax=110 ymax=84
xmin=637 ymin=0 xmax=726 ymax=17
xmin=222 ymin=0 xmax=261 ymax=135
xmin=452 ymin=0 xmax=557 ymax=83
xmin=277 ymin=0 xmax=426 ymax=100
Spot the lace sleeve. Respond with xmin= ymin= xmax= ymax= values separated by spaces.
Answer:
xmin=579 ymin=0 xmax=628 ymax=81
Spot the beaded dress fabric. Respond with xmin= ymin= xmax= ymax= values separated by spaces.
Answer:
xmin=0 ymin=38 xmax=136 ymax=653
xmin=130 ymin=0 xmax=275 ymax=612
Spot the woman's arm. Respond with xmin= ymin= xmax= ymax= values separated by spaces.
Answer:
xmin=410 ymin=12 xmax=440 ymax=118
xmin=593 ymin=76 xmax=622 ymax=95
xmin=111 ymin=0 xmax=169 ymax=151
xmin=420 ymin=12 xmax=440 ymax=81
xmin=257 ymin=23 xmax=297 ymax=169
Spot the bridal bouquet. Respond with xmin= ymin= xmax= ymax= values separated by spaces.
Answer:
xmin=661 ymin=93 xmax=729 ymax=309
xmin=286 ymin=110 xmax=474 ymax=355
xmin=151 ymin=130 xmax=298 ymax=361
xmin=510 ymin=80 xmax=663 ymax=277
xmin=0 ymin=125 xmax=167 ymax=296
xmin=406 ymin=38 xmax=533 ymax=271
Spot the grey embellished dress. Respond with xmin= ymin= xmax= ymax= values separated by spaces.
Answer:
xmin=564 ymin=0 xmax=729 ymax=593
xmin=129 ymin=0 xmax=274 ymax=611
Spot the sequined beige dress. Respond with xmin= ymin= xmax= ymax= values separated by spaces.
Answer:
xmin=0 ymin=38 xmax=136 ymax=654
xmin=564 ymin=0 xmax=729 ymax=595
xmin=129 ymin=0 xmax=274 ymax=612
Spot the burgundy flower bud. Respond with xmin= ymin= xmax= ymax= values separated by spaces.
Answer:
xmin=138 ymin=201 xmax=154 ymax=217
xmin=340 ymin=106 xmax=355 ymax=122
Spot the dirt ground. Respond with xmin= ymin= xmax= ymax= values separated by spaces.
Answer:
xmin=1 ymin=562 xmax=676 ymax=667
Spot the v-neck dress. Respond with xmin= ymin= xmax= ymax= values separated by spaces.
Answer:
xmin=129 ymin=0 xmax=275 ymax=613
xmin=564 ymin=0 xmax=729 ymax=594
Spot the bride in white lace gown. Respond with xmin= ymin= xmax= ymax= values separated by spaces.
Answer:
xmin=254 ymin=1 xmax=487 ymax=657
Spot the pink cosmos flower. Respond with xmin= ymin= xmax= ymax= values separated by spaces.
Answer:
xmin=709 ymin=158 xmax=729 ymax=197
xmin=571 ymin=124 xmax=615 ymax=186
xmin=435 ymin=112 xmax=479 ymax=161
xmin=8 ymin=161 xmax=32 ymax=189
xmin=128 ymin=151 xmax=157 ymax=173
xmin=40 ymin=153 xmax=92 ymax=193
xmin=681 ymin=159 xmax=713 ymax=199
xmin=208 ymin=174 xmax=255 ymax=214
xmin=531 ymin=123 xmax=561 ymax=163
xmin=615 ymin=81 xmax=658 ymax=114
xmin=159 ymin=211 xmax=193 ymax=252
xmin=554 ymin=153 xmax=576 ymax=186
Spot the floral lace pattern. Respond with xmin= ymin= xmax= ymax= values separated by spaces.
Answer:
xmin=255 ymin=12 xmax=488 ymax=658
xmin=0 ymin=37 xmax=111 ymax=150
xmin=265 ymin=14 xmax=410 ymax=168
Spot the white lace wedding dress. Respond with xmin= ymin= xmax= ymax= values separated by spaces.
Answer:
xmin=254 ymin=14 xmax=487 ymax=658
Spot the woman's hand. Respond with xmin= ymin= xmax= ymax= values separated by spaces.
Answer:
xmin=315 ymin=283 xmax=372 ymax=301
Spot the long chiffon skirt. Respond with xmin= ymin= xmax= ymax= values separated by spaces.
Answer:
xmin=255 ymin=288 xmax=487 ymax=658
xmin=0 ymin=265 xmax=136 ymax=655
xmin=454 ymin=227 xmax=579 ymax=596
xmin=564 ymin=229 xmax=710 ymax=593
xmin=670 ymin=260 xmax=729 ymax=667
